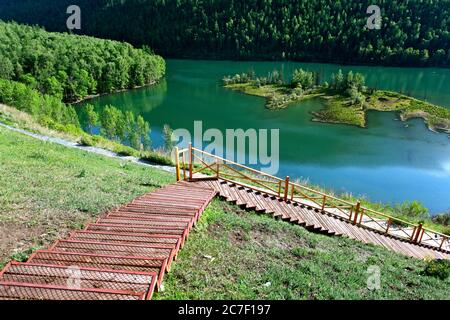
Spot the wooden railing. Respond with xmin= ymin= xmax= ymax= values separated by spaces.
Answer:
xmin=175 ymin=144 xmax=449 ymax=253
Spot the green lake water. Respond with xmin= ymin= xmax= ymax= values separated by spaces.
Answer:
xmin=80 ymin=60 xmax=450 ymax=214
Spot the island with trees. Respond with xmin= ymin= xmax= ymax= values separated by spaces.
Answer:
xmin=223 ymin=69 xmax=450 ymax=133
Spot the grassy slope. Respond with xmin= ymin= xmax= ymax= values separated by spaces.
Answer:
xmin=156 ymin=200 xmax=450 ymax=300
xmin=1 ymin=126 xmax=449 ymax=299
xmin=0 ymin=126 xmax=173 ymax=267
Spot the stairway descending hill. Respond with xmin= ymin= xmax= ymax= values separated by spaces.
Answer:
xmin=0 ymin=181 xmax=216 ymax=300
xmin=195 ymin=179 xmax=450 ymax=260
xmin=0 ymin=178 xmax=448 ymax=300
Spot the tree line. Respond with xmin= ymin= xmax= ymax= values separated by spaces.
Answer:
xmin=0 ymin=22 xmax=172 ymax=157
xmin=81 ymin=104 xmax=152 ymax=151
xmin=1 ymin=0 xmax=450 ymax=66
xmin=0 ymin=21 xmax=165 ymax=103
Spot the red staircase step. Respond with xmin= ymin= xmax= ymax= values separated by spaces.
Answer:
xmin=68 ymin=231 xmax=182 ymax=255
xmin=0 ymin=261 xmax=156 ymax=300
xmin=49 ymin=240 xmax=176 ymax=271
xmin=0 ymin=281 xmax=146 ymax=300
xmin=27 ymin=250 xmax=167 ymax=290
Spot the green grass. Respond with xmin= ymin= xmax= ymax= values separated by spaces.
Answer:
xmin=1 ymin=125 xmax=449 ymax=299
xmin=225 ymin=83 xmax=322 ymax=109
xmin=0 ymin=126 xmax=173 ymax=268
xmin=312 ymin=94 xmax=366 ymax=127
xmin=155 ymin=199 xmax=450 ymax=300
xmin=0 ymin=103 xmax=174 ymax=166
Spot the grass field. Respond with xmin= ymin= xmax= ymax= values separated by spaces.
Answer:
xmin=155 ymin=199 xmax=449 ymax=299
xmin=0 ymin=126 xmax=173 ymax=267
xmin=1 ymin=125 xmax=449 ymax=299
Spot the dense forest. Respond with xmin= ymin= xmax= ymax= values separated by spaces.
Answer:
xmin=0 ymin=21 xmax=165 ymax=103
xmin=0 ymin=0 xmax=449 ymax=66
xmin=0 ymin=22 xmax=169 ymax=158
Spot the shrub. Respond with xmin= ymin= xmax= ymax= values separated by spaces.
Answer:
xmin=113 ymin=144 xmax=139 ymax=157
xmin=79 ymin=134 xmax=95 ymax=147
xmin=423 ymin=259 xmax=450 ymax=280
xmin=140 ymin=151 xmax=173 ymax=166
xmin=432 ymin=213 xmax=450 ymax=226
xmin=394 ymin=200 xmax=429 ymax=221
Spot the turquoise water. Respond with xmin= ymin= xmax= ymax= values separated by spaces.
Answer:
xmin=80 ymin=60 xmax=450 ymax=213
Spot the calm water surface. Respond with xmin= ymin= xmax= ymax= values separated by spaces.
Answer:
xmin=81 ymin=60 xmax=450 ymax=213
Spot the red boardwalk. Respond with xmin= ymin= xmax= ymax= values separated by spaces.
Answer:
xmin=0 ymin=181 xmax=216 ymax=300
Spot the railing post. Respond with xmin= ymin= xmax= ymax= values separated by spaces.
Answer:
xmin=216 ymin=162 xmax=220 ymax=179
xmin=189 ymin=143 xmax=193 ymax=181
xmin=385 ymin=218 xmax=392 ymax=234
xmin=182 ymin=153 xmax=187 ymax=180
xmin=353 ymin=201 xmax=361 ymax=224
xmin=410 ymin=226 xmax=417 ymax=242
xmin=358 ymin=208 xmax=364 ymax=225
xmin=413 ymin=223 xmax=423 ymax=243
xmin=321 ymin=195 xmax=327 ymax=211
xmin=439 ymin=236 xmax=447 ymax=250
xmin=284 ymin=176 xmax=290 ymax=202
xmin=174 ymin=147 xmax=181 ymax=182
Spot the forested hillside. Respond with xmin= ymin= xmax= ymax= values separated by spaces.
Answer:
xmin=0 ymin=0 xmax=449 ymax=66
xmin=0 ymin=21 xmax=165 ymax=102
xmin=0 ymin=21 xmax=169 ymax=162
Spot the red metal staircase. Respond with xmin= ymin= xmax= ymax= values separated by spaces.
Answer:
xmin=0 ymin=181 xmax=216 ymax=300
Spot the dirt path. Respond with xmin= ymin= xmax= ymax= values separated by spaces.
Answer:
xmin=0 ymin=121 xmax=175 ymax=174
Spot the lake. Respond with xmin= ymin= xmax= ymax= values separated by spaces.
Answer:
xmin=80 ymin=60 xmax=450 ymax=214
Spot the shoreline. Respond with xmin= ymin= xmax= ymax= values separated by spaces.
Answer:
xmin=224 ymin=83 xmax=450 ymax=135
xmin=70 ymin=80 xmax=160 ymax=106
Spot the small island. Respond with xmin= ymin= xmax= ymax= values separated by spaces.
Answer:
xmin=223 ymin=69 xmax=450 ymax=133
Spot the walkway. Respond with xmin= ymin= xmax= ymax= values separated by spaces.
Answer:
xmin=195 ymin=179 xmax=450 ymax=260
xmin=0 ymin=181 xmax=216 ymax=300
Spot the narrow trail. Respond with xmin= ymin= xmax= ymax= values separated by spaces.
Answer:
xmin=0 ymin=121 xmax=175 ymax=174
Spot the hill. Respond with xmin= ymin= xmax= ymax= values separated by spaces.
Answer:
xmin=0 ymin=125 xmax=448 ymax=299
xmin=0 ymin=21 xmax=165 ymax=103
xmin=0 ymin=0 xmax=449 ymax=66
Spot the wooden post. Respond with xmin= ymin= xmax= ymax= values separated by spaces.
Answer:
xmin=284 ymin=176 xmax=290 ymax=202
xmin=385 ymin=218 xmax=392 ymax=234
xmin=353 ymin=202 xmax=361 ymax=224
xmin=410 ymin=226 xmax=417 ymax=242
xmin=418 ymin=228 xmax=425 ymax=243
xmin=182 ymin=153 xmax=187 ymax=181
xmin=413 ymin=223 xmax=423 ymax=243
xmin=189 ymin=143 xmax=193 ymax=181
xmin=439 ymin=236 xmax=447 ymax=250
xmin=216 ymin=162 xmax=220 ymax=179
xmin=321 ymin=195 xmax=327 ymax=211
xmin=358 ymin=208 xmax=364 ymax=225
xmin=174 ymin=147 xmax=181 ymax=181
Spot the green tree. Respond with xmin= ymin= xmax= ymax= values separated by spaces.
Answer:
xmin=125 ymin=110 xmax=140 ymax=149
xmin=163 ymin=124 xmax=174 ymax=152
xmin=137 ymin=115 xmax=151 ymax=151
xmin=83 ymin=104 xmax=99 ymax=134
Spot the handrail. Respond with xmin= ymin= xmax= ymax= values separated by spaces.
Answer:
xmin=174 ymin=144 xmax=449 ymax=253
